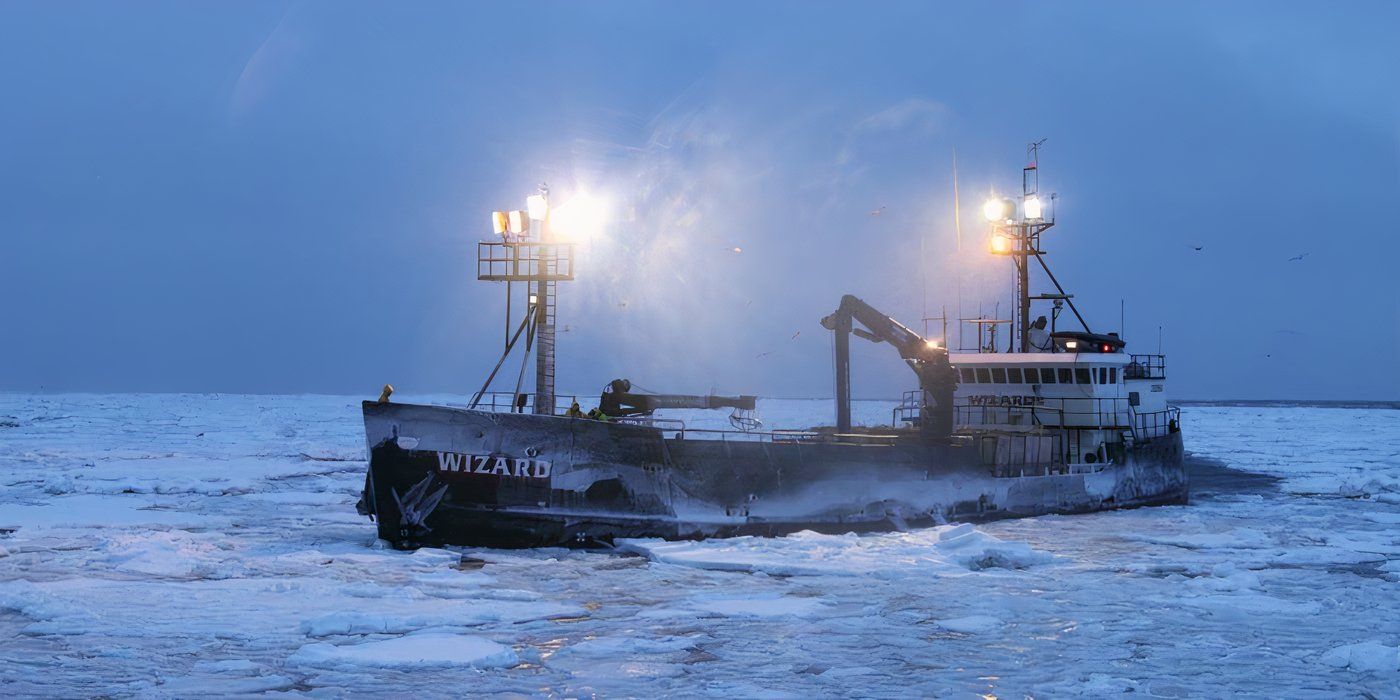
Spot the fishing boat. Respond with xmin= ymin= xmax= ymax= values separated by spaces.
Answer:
xmin=358 ymin=148 xmax=1187 ymax=548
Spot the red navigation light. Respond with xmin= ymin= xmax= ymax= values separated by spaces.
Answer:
xmin=1101 ymin=344 xmax=1111 ymax=353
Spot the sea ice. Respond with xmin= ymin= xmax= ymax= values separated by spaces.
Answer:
xmin=687 ymin=592 xmax=827 ymax=618
xmin=1320 ymin=641 xmax=1400 ymax=673
xmin=1 ymin=395 xmax=1397 ymax=697
xmin=289 ymin=632 xmax=519 ymax=670
xmin=620 ymin=523 xmax=1052 ymax=577
xmin=935 ymin=615 xmax=1003 ymax=634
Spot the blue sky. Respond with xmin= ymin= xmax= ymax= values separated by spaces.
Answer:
xmin=2 ymin=1 xmax=1396 ymax=400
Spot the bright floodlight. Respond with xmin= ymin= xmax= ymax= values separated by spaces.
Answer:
xmin=982 ymin=197 xmax=1010 ymax=222
xmin=507 ymin=210 xmax=529 ymax=235
xmin=1024 ymin=196 xmax=1043 ymax=220
xmin=990 ymin=234 xmax=1012 ymax=254
xmin=925 ymin=339 xmax=941 ymax=350
xmin=551 ymin=191 xmax=609 ymax=242
xmin=491 ymin=211 xmax=509 ymax=235
xmin=526 ymin=194 xmax=549 ymax=221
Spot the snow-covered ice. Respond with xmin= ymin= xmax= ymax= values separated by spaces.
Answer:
xmin=289 ymin=632 xmax=519 ymax=670
xmin=1 ymin=394 xmax=1398 ymax=696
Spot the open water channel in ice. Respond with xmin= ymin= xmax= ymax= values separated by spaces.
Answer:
xmin=0 ymin=394 xmax=1397 ymax=697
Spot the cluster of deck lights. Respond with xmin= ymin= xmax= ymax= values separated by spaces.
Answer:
xmin=982 ymin=195 xmax=1044 ymax=224
xmin=491 ymin=188 xmax=610 ymax=243
xmin=982 ymin=194 xmax=1046 ymax=256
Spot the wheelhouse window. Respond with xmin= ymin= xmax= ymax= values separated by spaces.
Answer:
xmin=1076 ymin=368 xmax=1091 ymax=385
xmin=1058 ymin=368 xmax=1072 ymax=384
xmin=1024 ymin=367 xmax=1040 ymax=384
xmin=1041 ymin=367 xmax=1056 ymax=384
xmin=1097 ymin=368 xmax=1107 ymax=384
xmin=976 ymin=368 xmax=991 ymax=383
xmin=991 ymin=367 xmax=1007 ymax=384
xmin=960 ymin=368 xmax=976 ymax=383
xmin=1110 ymin=367 xmax=1118 ymax=384
xmin=1007 ymin=367 xmax=1023 ymax=383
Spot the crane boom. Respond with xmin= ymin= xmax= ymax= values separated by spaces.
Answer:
xmin=820 ymin=294 xmax=957 ymax=436
xmin=597 ymin=379 xmax=756 ymax=418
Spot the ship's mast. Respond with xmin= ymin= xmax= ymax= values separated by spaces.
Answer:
xmin=983 ymin=142 xmax=1091 ymax=352
xmin=530 ymin=186 xmax=558 ymax=416
xmin=473 ymin=185 xmax=575 ymax=414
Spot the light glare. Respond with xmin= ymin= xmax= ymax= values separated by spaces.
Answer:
xmin=551 ymin=191 xmax=610 ymax=242
xmin=982 ymin=198 xmax=1008 ymax=222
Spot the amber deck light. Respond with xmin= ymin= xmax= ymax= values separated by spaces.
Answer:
xmin=990 ymin=233 xmax=1013 ymax=255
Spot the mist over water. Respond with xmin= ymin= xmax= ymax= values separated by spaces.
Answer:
xmin=1 ymin=2 xmax=1395 ymax=400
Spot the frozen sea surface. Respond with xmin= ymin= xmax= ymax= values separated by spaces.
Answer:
xmin=1 ymin=394 xmax=1398 ymax=697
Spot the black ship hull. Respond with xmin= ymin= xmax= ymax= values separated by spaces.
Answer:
xmin=360 ymin=401 xmax=1188 ymax=549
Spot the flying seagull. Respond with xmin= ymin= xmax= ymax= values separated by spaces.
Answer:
xmin=1188 ymin=244 xmax=1204 ymax=252
xmin=1287 ymin=253 xmax=1308 ymax=261
xmin=869 ymin=206 xmax=886 ymax=217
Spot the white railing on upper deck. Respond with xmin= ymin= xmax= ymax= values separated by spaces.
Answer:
xmin=955 ymin=397 xmax=1180 ymax=441
xmin=956 ymin=397 xmax=1129 ymax=430
xmin=1126 ymin=354 xmax=1167 ymax=380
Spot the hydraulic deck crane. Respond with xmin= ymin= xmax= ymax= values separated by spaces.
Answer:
xmin=821 ymin=294 xmax=957 ymax=437
xmin=597 ymin=379 xmax=756 ymax=418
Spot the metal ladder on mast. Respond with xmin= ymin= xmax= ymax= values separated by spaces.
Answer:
xmin=533 ymin=249 xmax=558 ymax=414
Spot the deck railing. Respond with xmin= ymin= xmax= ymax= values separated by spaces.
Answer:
xmin=955 ymin=397 xmax=1181 ymax=442
xmin=470 ymin=392 xmax=580 ymax=415
xmin=893 ymin=389 xmax=931 ymax=425
xmin=955 ymin=396 xmax=1131 ymax=430
xmin=1130 ymin=406 xmax=1180 ymax=440
xmin=1126 ymin=354 xmax=1167 ymax=380
xmin=476 ymin=242 xmax=575 ymax=281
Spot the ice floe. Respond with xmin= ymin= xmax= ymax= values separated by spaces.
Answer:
xmin=620 ymin=523 xmax=1053 ymax=577
xmin=290 ymin=632 xmax=519 ymax=670
xmin=1320 ymin=641 xmax=1400 ymax=673
xmin=935 ymin=615 xmax=1003 ymax=634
